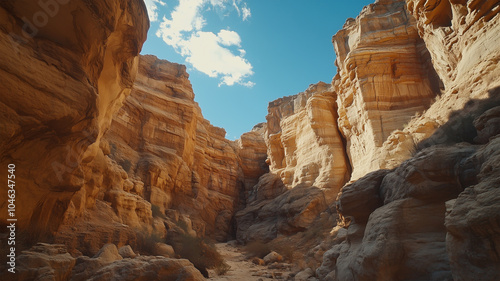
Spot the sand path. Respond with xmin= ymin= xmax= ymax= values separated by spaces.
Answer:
xmin=208 ymin=242 xmax=293 ymax=280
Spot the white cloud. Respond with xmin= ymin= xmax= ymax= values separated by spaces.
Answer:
xmin=242 ymin=4 xmax=251 ymax=21
xmin=156 ymin=0 xmax=254 ymax=87
xmin=232 ymin=0 xmax=240 ymax=16
xmin=182 ymin=31 xmax=253 ymax=86
xmin=217 ymin=29 xmax=241 ymax=46
xmin=144 ymin=0 xmax=166 ymax=22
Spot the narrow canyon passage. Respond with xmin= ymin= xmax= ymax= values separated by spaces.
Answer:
xmin=208 ymin=243 xmax=294 ymax=281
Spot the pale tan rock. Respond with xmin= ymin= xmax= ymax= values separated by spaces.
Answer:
xmin=235 ymin=123 xmax=269 ymax=197
xmin=93 ymin=244 xmax=122 ymax=264
xmin=266 ymin=82 xmax=349 ymax=190
xmin=118 ymin=245 xmax=136 ymax=259
xmin=380 ymin=0 xmax=500 ymax=171
xmin=71 ymin=255 xmax=204 ymax=281
xmin=153 ymin=243 xmax=175 ymax=258
xmin=295 ymin=268 xmax=315 ymax=281
xmin=263 ymin=251 xmax=283 ymax=264
xmin=103 ymin=55 xmax=251 ymax=241
xmin=333 ymin=0 xmax=440 ymax=180
xmin=324 ymin=92 xmax=500 ymax=281
xmin=13 ymin=243 xmax=76 ymax=281
xmin=237 ymin=83 xmax=349 ymax=242
xmin=81 ymin=257 xmax=205 ymax=281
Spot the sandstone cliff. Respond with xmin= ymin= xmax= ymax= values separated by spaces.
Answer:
xmin=333 ymin=0 xmax=441 ymax=180
xmin=51 ymin=54 xmax=269 ymax=257
xmin=0 ymin=0 xmax=149 ymax=240
xmin=319 ymin=89 xmax=500 ymax=281
xmin=236 ymin=82 xmax=349 ymax=242
xmin=100 ymin=54 xmax=267 ymax=242
xmin=1 ymin=0 xmax=500 ymax=280
xmin=380 ymin=0 xmax=500 ymax=171
xmin=315 ymin=0 xmax=500 ymax=280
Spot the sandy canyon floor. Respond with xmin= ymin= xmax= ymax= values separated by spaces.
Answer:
xmin=208 ymin=243 xmax=294 ymax=281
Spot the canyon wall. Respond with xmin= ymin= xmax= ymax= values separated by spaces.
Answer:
xmin=333 ymin=0 xmax=441 ymax=180
xmin=53 ymin=54 xmax=268 ymax=255
xmin=0 ymin=0 xmax=149 ymax=239
xmin=315 ymin=0 xmax=500 ymax=280
xmin=0 ymin=1 xmax=266 ymax=276
xmin=101 ymin=54 xmax=267 ymax=241
xmin=1 ymin=0 xmax=499 ymax=279
xmin=236 ymin=82 xmax=350 ymax=242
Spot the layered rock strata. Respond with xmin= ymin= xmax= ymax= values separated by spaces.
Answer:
xmin=380 ymin=0 xmax=500 ymax=171
xmin=319 ymin=89 xmax=500 ymax=281
xmin=266 ymin=82 xmax=350 ymax=190
xmin=0 ymin=0 xmax=149 ymax=238
xmin=101 ymin=55 xmax=264 ymax=241
xmin=236 ymin=82 xmax=350 ymax=242
xmin=333 ymin=0 xmax=441 ymax=180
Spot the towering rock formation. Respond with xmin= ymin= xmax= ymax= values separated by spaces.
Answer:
xmin=0 ymin=0 xmax=149 ymax=238
xmin=315 ymin=1 xmax=500 ymax=280
xmin=102 ymin=55 xmax=259 ymax=241
xmin=1 ymin=0 xmax=500 ymax=280
xmin=333 ymin=0 xmax=441 ymax=180
xmin=379 ymin=0 xmax=500 ymax=171
xmin=266 ymin=82 xmax=350 ymax=190
xmin=236 ymin=82 xmax=350 ymax=242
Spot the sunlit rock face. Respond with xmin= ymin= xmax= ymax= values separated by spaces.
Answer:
xmin=378 ymin=0 xmax=500 ymax=173
xmin=332 ymin=0 xmax=441 ymax=180
xmin=315 ymin=0 xmax=500 ymax=279
xmin=236 ymin=82 xmax=350 ymax=242
xmin=0 ymin=0 xmax=149 ymax=238
xmin=320 ymin=89 xmax=500 ymax=281
xmin=266 ymin=82 xmax=350 ymax=190
xmin=101 ymin=55 xmax=269 ymax=242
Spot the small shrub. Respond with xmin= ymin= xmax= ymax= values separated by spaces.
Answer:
xmin=244 ymin=240 xmax=270 ymax=258
xmin=174 ymin=234 xmax=225 ymax=278
xmin=272 ymin=243 xmax=294 ymax=262
xmin=135 ymin=231 xmax=163 ymax=255
xmin=109 ymin=142 xmax=117 ymax=155
xmin=176 ymin=219 xmax=189 ymax=232
xmin=215 ymin=261 xmax=231 ymax=276
xmin=119 ymin=159 xmax=132 ymax=172
xmin=151 ymin=204 xmax=166 ymax=219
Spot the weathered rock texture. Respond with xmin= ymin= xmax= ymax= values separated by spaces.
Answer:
xmin=266 ymin=82 xmax=350 ymax=190
xmin=51 ymin=55 xmax=269 ymax=256
xmin=380 ymin=0 xmax=500 ymax=171
xmin=236 ymin=123 xmax=269 ymax=198
xmin=100 ymin=54 xmax=267 ymax=241
xmin=10 ymin=243 xmax=204 ymax=281
xmin=320 ymin=90 xmax=500 ymax=281
xmin=333 ymin=0 xmax=441 ymax=180
xmin=0 ymin=0 xmax=149 ymax=238
xmin=315 ymin=0 xmax=500 ymax=279
xmin=236 ymin=82 xmax=350 ymax=242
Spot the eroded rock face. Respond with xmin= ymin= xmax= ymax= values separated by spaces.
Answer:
xmin=266 ymin=82 xmax=350 ymax=190
xmin=236 ymin=123 xmax=269 ymax=198
xmin=9 ymin=243 xmax=204 ymax=281
xmin=321 ymin=90 xmax=500 ymax=281
xmin=101 ymin=55 xmax=265 ymax=241
xmin=333 ymin=0 xmax=441 ymax=180
xmin=379 ymin=0 xmax=500 ymax=172
xmin=0 ymin=0 xmax=148 ymax=239
xmin=406 ymin=0 xmax=500 ymax=97
xmin=236 ymin=83 xmax=349 ymax=242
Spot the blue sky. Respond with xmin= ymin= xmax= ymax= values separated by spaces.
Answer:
xmin=141 ymin=0 xmax=373 ymax=140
